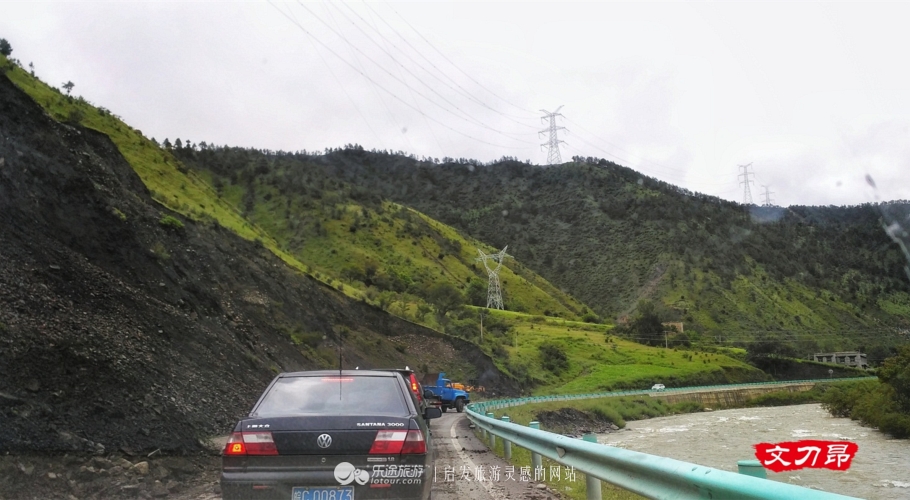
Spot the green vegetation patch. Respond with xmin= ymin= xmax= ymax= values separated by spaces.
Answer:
xmin=821 ymin=346 xmax=910 ymax=438
xmin=494 ymin=397 xmax=707 ymax=432
xmin=159 ymin=215 xmax=185 ymax=231
xmin=498 ymin=316 xmax=765 ymax=393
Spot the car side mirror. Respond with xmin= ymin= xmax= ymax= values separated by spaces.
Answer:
xmin=424 ymin=407 xmax=442 ymax=420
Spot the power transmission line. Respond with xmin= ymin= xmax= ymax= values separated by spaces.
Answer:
xmin=563 ymin=139 xmax=739 ymax=188
xmin=739 ymin=163 xmax=755 ymax=205
xmin=267 ymin=1 xmax=528 ymax=150
xmin=321 ymin=2 xmax=415 ymax=152
xmin=565 ymin=117 xmax=701 ymax=177
xmin=358 ymin=0 xmax=448 ymax=156
xmin=316 ymin=1 xmax=534 ymax=144
xmin=348 ymin=1 xmax=539 ymax=128
xmin=761 ymin=184 xmax=775 ymax=207
xmin=560 ymin=120 xmax=742 ymax=191
xmin=271 ymin=2 xmax=385 ymax=149
xmin=476 ymin=247 xmax=510 ymax=310
xmin=540 ymin=106 xmax=566 ymax=165
xmin=384 ymin=1 xmax=537 ymax=118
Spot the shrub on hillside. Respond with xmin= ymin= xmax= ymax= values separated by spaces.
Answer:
xmin=159 ymin=215 xmax=185 ymax=231
xmin=539 ymin=342 xmax=569 ymax=374
xmin=590 ymin=405 xmax=626 ymax=427
xmin=581 ymin=312 xmax=600 ymax=323
xmin=65 ymin=107 xmax=84 ymax=126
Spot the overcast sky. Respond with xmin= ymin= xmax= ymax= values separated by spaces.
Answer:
xmin=2 ymin=1 xmax=909 ymax=207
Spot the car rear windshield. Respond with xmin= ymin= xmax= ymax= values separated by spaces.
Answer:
xmin=253 ymin=375 xmax=409 ymax=417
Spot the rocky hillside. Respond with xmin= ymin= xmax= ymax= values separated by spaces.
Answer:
xmin=0 ymin=73 xmax=512 ymax=455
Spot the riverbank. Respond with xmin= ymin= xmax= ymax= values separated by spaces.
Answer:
xmin=472 ymin=384 xmax=836 ymax=500
xmin=598 ymin=404 xmax=910 ymax=500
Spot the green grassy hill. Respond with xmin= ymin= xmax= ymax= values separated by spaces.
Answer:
xmin=288 ymin=148 xmax=910 ymax=361
xmin=177 ymin=146 xmax=589 ymax=327
xmin=474 ymin=309 xmax=765 ymax=393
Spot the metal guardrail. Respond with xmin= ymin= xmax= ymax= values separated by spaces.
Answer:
xmin=467 ymin=378 xmax=871 ymax=500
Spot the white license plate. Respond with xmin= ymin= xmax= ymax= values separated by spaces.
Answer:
xmin=291 ymin=486 xmax=354 ymax=500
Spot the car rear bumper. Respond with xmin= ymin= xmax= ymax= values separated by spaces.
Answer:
xmin=221 ymin=469 xmax=430 ymax=500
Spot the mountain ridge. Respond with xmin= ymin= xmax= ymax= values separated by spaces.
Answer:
xmin=288 ymin=147 xmax=910 ymax=357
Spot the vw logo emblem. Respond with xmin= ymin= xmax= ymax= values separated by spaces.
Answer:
xmin=317 ymin=434 xmax=333 ymax=449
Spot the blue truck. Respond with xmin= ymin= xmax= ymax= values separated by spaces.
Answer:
xmin=420 ymin=372 xmax=470 ymax=413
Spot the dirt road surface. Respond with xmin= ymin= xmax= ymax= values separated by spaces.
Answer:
xmin=431 ymin=411 xmax=561 ymax=500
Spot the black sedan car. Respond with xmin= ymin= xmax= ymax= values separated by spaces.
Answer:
xmin=221 ymin=370 xmax=442 ymax=500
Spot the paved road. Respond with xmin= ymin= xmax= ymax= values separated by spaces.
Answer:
xmin=431 ymin=411 xmax=554 ymax=500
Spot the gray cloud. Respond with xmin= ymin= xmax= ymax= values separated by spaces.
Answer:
xmin=1 ymin=1 xmax=908 ymax=206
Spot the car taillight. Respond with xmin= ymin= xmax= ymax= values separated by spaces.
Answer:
xmin=369 ymin=430 xmax=425 ymax=455
xmin=223 ymin=432 xmax=279 ymax=456
xmin=409 ymin=374 xmax=422 ymax=402
xmin=401 ymin=430 xmax=426 ymax=454
xmin=369 ymin=430 xmax=407 ymax=454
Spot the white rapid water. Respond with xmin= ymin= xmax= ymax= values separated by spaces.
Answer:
xmin=596 ymin=404 xmax=910 ymax=499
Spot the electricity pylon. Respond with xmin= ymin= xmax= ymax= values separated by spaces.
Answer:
xmin=539 ymin=106 xmax=566 ymax=165
xmin=761 ymin=184 xmax=775 ymax=207
xmin=476 ymin=246 xmax=510 ymax=310
xmin=738 ymin=163 xmax=755 ymax=205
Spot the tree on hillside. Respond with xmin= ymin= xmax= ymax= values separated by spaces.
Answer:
xmin=466 ymin=278 xmax=487 ymax=307
xmin=616 ymin=300 xmax=665 ymax=346
xmin=0 ymin=38 xmax=11 ymax=57
xmin=62 ymin=81 xmax=74 ymax=95
xmin=868 ymin=345 xmax=899 ymax=367
xmin=539 ymin=342 xmax=569 ymax=374
xmin=426 ymin=282 xmax=464 ymax=318
xmin=878 ymin=345 xmax=910 ymax=412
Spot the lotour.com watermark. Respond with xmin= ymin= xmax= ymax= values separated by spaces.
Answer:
xmin=334 ymin=463 xmax=579 ymax=486
xmin=754 ymin=440 xmax=858 ymax=473
xmin=334 ymin=462 xmax=426 ymax=487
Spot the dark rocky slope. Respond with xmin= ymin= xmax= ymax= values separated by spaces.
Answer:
xmin=0 ymin=75 xmax=511 ymax=454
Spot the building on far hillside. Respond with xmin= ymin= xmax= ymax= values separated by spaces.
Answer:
xmin=662 ymin=322 xmax=684 ymax=333
xmin=812 ymin=351 xmax=868 ymax=370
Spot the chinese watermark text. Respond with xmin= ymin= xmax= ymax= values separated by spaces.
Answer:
xmin=753 ymin=440 xmax=858 ymax=473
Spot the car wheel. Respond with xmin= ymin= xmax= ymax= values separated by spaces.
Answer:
xmin=455 ymin=398 xmax=464 ymax=413
xmin=441 ymin=405 xmax=448 ymax=412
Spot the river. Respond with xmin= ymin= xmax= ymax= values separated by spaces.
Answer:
xmin=595 ymin=404 xmax=910 ymax=500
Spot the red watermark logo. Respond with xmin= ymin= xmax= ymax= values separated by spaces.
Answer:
xmin=753 ymin=440 xmax=858 ymax=473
